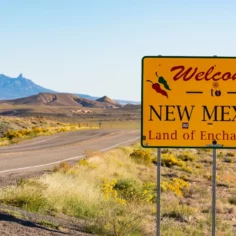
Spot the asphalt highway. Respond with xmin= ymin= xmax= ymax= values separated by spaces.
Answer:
xmin=0 ymin=129 xmax=140 ymax=175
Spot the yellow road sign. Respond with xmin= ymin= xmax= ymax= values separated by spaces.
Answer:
xmin=141 ymin=56 xmax=236 ymax=148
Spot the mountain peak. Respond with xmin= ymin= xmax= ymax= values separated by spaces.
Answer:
xmin=0 ymin=73 xmax=54 ymax=100
xmin=17 ymin=73 xmax=23 ymax=79
xmin=96 ymin=95 xmax=121 ymax=107
xmin=96 ymin=95 xmax=112 ymax=103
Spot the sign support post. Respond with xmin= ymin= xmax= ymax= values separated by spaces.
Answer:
xmin=212 ymin=147 xmax=217 ymax=236
xmin=157 ymin=148 xmax=161 ymax=236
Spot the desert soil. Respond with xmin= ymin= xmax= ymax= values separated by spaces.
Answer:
xmin=0 ymin=168 xmax=95 ymax=236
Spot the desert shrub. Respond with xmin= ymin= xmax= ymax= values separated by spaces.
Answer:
xmin=4 ymin=127 xmax=49 ymax=140
xmin=77 ymin=159 xmax=97 ymax=169
xmin=217 ymin=152 xmax=224 ymax=158
xmin=101 ymin=178 xmax=157 ymax=205
xmin=53 ymin=162 xmax=72 ymax=173
xmin=70 ymin=126 xmax=77 ymax=130
xmin=161 ymin=148 xmax=170 ymax=154
xmin=141 ymin=181 xmax=157 ymax=203
xmin=63 ymin=196 xmax=99 ymax=218
xmin=161 ymin=154 xmax=185 ymax=168
xmin=178 ymin=151 xmax=196 ymax=162
xmin=129 ymin=149 xmax=153 ymax=165
xmin=224 ymin=157 xmax=234 ymax=163
xmin=229 ymin=197 xmax=236 ymax=205
xmin=88 ymin=204 xmax=144 ymax=236
xmin=161 ymin=178 xmax=190 ymax=197
xmin=226 ymin=152 xmax=235 ymax=157
xmin=180 ymin=165 xmax=193 ymax=173
xmin=151 ymin=158 xmax=157 ymax=165
xmin=179 ymin=175 xmax=189 ymax=181
xmin=113 ymin=179 xmax=156 ymax=204
xmin=19 ymin=129 xmax=32 ymax=136
xmin=78 ymin=159 xmax=89 ymax=166
xmin=113 ymin=179 xmax=141 ymax=201
xmin=100 ymin=178 xmax=126 ymax=205
xmin=194 ymin=163 xmax=202 ymax=169
xmin=197 ymin=148 xmax=211 ymax=154
xmin=162 ymin=204 xmax=196 ymax=221
xmin=5 ymin=130 xmax=22 ymax=139
xmin=32 ymin=127 xmax=44 ymax=133
xmin=197 ymin=148 xmax=212 ymax=159
xmin=57 ymin=127 xmax=67 ymax=132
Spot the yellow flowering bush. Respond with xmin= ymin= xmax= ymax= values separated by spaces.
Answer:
xmin=101 ymin=178 xmax=126 ymax=205
xmin=161 ymin=178 xmax=190 ymax=197
xmin=141 ymin=182 xmax=157 ymax=204
xmin=5 ymin=127 xmax=50 ymax=140
xmin=78 ymin=159 xmax=97 ymax=169
xmin=161 ymin=154 xmax=185 ymax=168
xmin=111 ymin=179 xmax=157 ymax=204
xmin=129 ymin=149 xmax=153 ymax=165
xmin=101 ymin=178 xmax=157 ymax=205
xmin=178 ymin=151 xmax=196 ymax=162
xmin=78 ymin=159 xmax=89 ymax=166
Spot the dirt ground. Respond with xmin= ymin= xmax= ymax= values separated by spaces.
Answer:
xmin=0 ymin=168 xmax=95 ymax=236
xmin=0 ymin=203 xmax=93 ymax=236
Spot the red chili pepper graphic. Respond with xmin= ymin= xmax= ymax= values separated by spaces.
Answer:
xmin=146 ymin=80 xmax=168 ymax=98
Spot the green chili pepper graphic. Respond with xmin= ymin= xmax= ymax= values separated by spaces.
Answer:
xmin=156 ymin=72 xmax=171 ymax=90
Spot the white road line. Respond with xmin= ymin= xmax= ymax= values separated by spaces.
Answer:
xmin=16 ymin=135 xmax=61 ymax=146
xmin=0 ymin=136 xmax=140 ymax=174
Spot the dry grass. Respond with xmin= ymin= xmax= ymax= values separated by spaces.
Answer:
xmin=160 ymin=148 xmax=236 ymax=235
xmin=0 ymin=141 xmax=236 ymax=235
xmin=0 ymin=144 xmax=157 ymax=236
xmin=0 ymin=115 xmax=99 ymax=146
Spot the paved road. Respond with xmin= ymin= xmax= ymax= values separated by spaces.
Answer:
xmin=0 ymin=129 xmax=140 ymax=175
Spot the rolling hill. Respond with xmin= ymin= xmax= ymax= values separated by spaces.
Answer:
xmin=0 ymin=73 xmax=140 ymax=104
xmin=0 ymin=93 xmax=122 ymax=108
xmin=96 ymin=96 xmax=121 ymax=107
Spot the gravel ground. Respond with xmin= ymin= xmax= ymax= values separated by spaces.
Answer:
xmin=0 ymin=204 xmax=94 ymax=236
xmin=0 ymin=168 xmax=95 ymax=236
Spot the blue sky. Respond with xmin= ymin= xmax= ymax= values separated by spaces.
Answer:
xmin=1 ymin=1 xmax=236 ymax=101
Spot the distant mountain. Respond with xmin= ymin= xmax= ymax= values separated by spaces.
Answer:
xmin=0 ymin=93 xmax=122 ymax=108
xmin=76 ymin=94 xmax=99 ymax=101
xmin=76 ymin=94 xmax=140 ymax=105
xmin=0 ymin=73 xmax=140 ymax=104
xmin=0 ymin=74 xmax=54 ymax=100
xmin=113 ymin=99 xmax=140 ymax=105
xmin=0 ymin=93 xmax=80 ymax=106
xmin=96 ymin=96 xmax=121 ymax=107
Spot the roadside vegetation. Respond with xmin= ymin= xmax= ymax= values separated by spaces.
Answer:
xmin=0 ymin=143 xmax=157 ymax=235
xmin=0 ymin=144 xmax=235 ymax=235
xmin=0 ymin=115 xmax=98 ymax=146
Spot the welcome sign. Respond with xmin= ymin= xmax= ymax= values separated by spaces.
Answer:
xmin=141 ymin=56 xmax=236 ymax=148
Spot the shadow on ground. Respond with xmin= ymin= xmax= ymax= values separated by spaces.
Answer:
xmin=0 ymin=212 xmax=66 ymax=234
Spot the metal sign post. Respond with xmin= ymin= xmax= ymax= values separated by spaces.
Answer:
xmin=212 ymin=147 xmax=217 ymax=236
xmin=157 ymin=148 xmax=161 ymax=236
